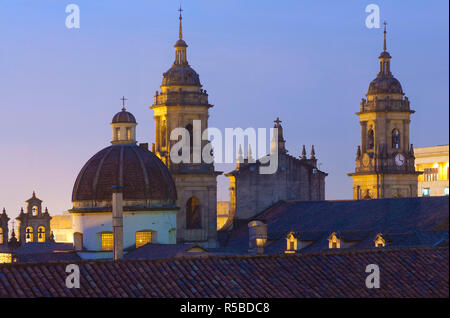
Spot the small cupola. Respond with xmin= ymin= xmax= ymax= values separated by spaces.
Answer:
xmin=111 ymin=96 xmax=137 ymax=145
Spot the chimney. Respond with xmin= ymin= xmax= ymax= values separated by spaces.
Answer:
xmin=112 ymin=185 xmax=124 ymax=260
xmin=248 ymin=220 xmax=267 ymax=254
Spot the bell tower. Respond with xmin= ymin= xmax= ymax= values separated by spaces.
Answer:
xmin=150 ymin=8 xmax=219 ymax=247
xmin=348 ymin=23 xmax=420 ymax=199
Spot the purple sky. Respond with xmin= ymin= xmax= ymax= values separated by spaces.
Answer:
xmin=0 ymin=0 xmax=448 ymax=220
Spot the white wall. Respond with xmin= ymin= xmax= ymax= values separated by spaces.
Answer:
xmin=72 ymin=210 xmax=177 ymax=251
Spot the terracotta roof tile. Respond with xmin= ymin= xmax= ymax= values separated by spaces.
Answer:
xmin=0 ymin=247 xmax=447 ymax=298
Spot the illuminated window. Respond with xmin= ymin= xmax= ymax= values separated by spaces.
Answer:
xmin=374 ymin=233 xmax=386 ymax=248
xmin=126 ymin=127 xmax=131 ymax=140
xmin=424 ymin=168 xmax=439 ymax=182
xmin=392 ymin=129 xmax=400 ymax=149
xmin=186 ymin=197 xmax=201 ymax=229
xmin=32 ymin=206 xmax=38 ymax=216
xmin=445 ymin=187 xmax=449 ymax=196
xmin=285 ymin=232 xmax=297 ymax=254
xmin=328 ymin=232 xmax=341 ymax=249
xmin=101 ymin=233 xmax=113 ymax=251
xmin=422 ymin=188 xmax=431 ymax=197
xmin=0 ymin=253 xmax=12 ymax=264
xmin=37 ymin=226 xmax=46 ymax=243
xmin=25 ymin=227 xmax=33 ymax=243
xmin=115 ymin=128 xmax=121 ymax=141
xmin=136 ymin=231 xmax=153 ymax=248
xmin=0 ymin=228 xmax=3 ymax=244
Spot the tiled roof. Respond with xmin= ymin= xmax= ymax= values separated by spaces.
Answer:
xmin=0 ymin=247 xmax=447 ymax=298
xmin=124 ymin=243 xmax=207 ymax=260
xmin=221 ymin=196 xmax=449 ymax=253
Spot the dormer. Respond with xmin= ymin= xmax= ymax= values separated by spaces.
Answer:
xmin=328 ymin=232 xmax=341 ymax=249
xmin=285 ymin=232 xmax=298 ymax=254
xmin=374 ymin=233 xmax=386 ymax=248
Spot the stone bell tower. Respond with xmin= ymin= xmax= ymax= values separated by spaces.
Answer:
xmin=348 ymin=24 xmax=420 ymax=199
xmin=150 ymin=8 xmax=219 ymax=247
xmin=16 ymin=192 xmax=52 ymax=243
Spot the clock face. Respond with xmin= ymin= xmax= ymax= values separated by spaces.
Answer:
xmin=395 ymin=153 xmax=405 ymax=167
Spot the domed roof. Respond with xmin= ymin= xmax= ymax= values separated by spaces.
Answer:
xmin=367 ymin=76 xmax=403 ymax=95
xmin=72 ymin=144 xmax=177 ymax=204
xmin=174 ymin=39 xmax=188 ymax=47
xmin=112 ymin=109 xmax=136 ymax=124
xmin=162 ymin=65 xmax=201 ymax=86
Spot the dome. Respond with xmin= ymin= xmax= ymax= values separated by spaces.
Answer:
xmin=367 ymin=76 xmax=403 ymax=95
xmin=72 ymin=144 xmax=177 ymax=204
xmin=174 ymin=39 xmax=188 ymax=47
xmin=162 ymin=65 xmax=201 ymax=86
xmin=112 ymin=109 xmax=136 ymax=124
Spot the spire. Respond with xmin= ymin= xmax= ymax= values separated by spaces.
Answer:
xmin=178 ymin=5 xmax=183 ymax=40
xmin=301 ymin=145 xmax=307 ymax=160
xmin=310 ymin=145 xmax=316 ymax=160
xmin=383 ymin=21 xmax=387 ymax=52
xmin=248 ymin=144 xmax=255 ymax=162
xmin=173 ymin=6 xmax=188 ymax=65
xmin=237 ymin=145 xmax=244 ymax=163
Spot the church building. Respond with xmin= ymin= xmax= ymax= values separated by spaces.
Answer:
xmin=70 ymin=106 xmax=179 ymax=259
xmin=348 ymin=24 xmax=420 ymax=199
xmin=150 ymin=10 xmax=220 ymax=247
xmin=225 ymin=118 xmax=327 ymax=222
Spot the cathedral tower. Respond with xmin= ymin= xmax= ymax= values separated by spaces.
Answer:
xmin=348 ymin=24 xmax=420 ymax=199
xmin=151 ymin=9 xmax=219 ymax=247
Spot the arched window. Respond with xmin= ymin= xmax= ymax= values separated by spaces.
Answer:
xmin=186 ymin=197 xmax=202 ymax=229
xmin=185 ymin=123 xmax=193 ymax=154
xmin=126 ymin=127 xmax=132 ymax=140
xmin=37 ymin=226 xmax=46 ymax=243
xmin=392 ymin=129 xmax=400 ymax=149
xmin=0 ymin=228 xmax=3 ymax=245
xmin=25 ymin=227 xmax=33 ymax=243
xmin=136 ymin=230 xmax=154 ymax=248
xmin=32 ymin=206 xmax=38 ymax=216
xmin=367 ymin=129 xmax=374 ymax=150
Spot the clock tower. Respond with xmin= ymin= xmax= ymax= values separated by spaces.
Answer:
xmin=348 ymin=24 xmax=420 ymax=199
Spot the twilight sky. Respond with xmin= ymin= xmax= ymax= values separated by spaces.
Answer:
xmin=0 ymin=0 xmax=448 ymax=219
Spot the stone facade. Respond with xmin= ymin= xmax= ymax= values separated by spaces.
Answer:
xmin=415 ymin=145 xmax=449 ymax=197
xmin=348 ymin=26 xmax=420 ymax=199
xmin=226 ymin=119 xmax=326 ymax=221
xmin=151 ymin=13 xmax=219 ymax=247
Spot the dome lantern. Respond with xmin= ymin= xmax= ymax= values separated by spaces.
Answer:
xmin=111 ymin=96 xmax=137 ymax=144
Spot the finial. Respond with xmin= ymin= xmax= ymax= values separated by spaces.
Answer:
xmin=301 ymin=145 xmax=307 ymax=159
xmin=248 ymin=144 xmax=255 ymax=162
xmin=310 ymin=145 xmax=316 ymax=159
xmin=178 ymin=5 xmax=183 ymax=40
xmin=120 ymin=96 xmax=128 ymax=111
xmin=237 ymin=145 xmax=244 ymax=164
xmin=2 ymin=207 xmax=5 ymax=215
xmin=32 ymin=190 xmax=36 ymax=197
xmin=383 ymin=21 xmax=387 ymax=52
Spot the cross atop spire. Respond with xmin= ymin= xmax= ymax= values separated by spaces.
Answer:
xmin=383 ymin=21 xmax=387 ymax=52
xmin=178 ymin=5 xmax=183 ymax=40
xmin=120 ymin=96 xmax=128 ymax=111
xmin=274 ymin=117 xmax=282 ymax=127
